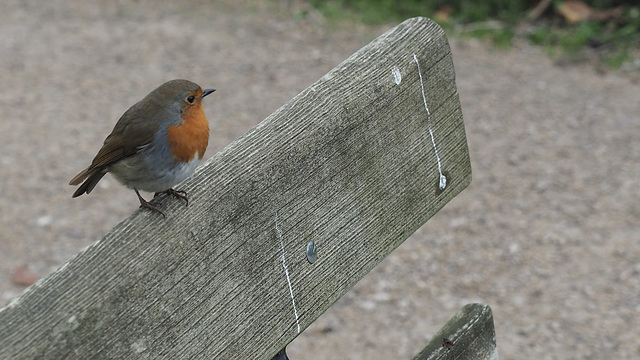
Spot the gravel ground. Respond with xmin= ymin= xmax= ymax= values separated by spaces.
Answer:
xmin=1 ymin=1 xmax=639 ymax=359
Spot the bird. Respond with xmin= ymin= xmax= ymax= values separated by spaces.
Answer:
xmin=69 ymin=79 xmax=215 ymax=217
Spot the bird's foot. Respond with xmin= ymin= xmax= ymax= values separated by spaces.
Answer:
xmin=155 ymin=188 xmax=189 ymax=207
xmin=136 ymin=190 xmax=166 ymax=218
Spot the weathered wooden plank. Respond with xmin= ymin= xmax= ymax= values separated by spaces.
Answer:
xmin=0 ymin=17 xmax=470 ymax=359
xmin=412 ymin=304 xmax=498 ymax=360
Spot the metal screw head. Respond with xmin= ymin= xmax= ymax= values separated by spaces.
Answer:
xmin=439 ymin=173 xmax=447 ymax=191
xmin=306 ymin=241 xmax=317 ymax=263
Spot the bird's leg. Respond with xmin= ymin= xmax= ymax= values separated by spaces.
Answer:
xmin=155 ymin=188 xmax=189 ymax=207
xmin=136 ymin=189 xmax=166 ymax=218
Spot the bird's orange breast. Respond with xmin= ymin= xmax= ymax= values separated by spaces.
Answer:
xmin=167 ymin=105 xmax=209 ymax=163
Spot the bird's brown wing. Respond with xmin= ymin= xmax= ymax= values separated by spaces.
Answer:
xmin=69 ymin=105 xmax=161 ymax=196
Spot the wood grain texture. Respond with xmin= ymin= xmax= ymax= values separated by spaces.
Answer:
xmin=412 ymin=304 xmax=498 ymax=360
xmin=0 ymin=17 xmax=470 ymax=359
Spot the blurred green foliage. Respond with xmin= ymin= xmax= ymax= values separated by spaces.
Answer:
xmin=305 ymin=0 xmax=640 ymax=70
xmin=307 ymin=0 xmax=530 ymax=24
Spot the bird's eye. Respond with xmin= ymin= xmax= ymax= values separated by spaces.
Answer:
xmin=186 ymin=95 xmax=196 ymax=104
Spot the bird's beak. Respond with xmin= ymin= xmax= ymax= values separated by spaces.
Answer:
xmin=202 ymin=89 xmax=216 ymax=98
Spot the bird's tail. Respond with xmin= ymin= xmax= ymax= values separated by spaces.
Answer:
xmin=69 ymin=167 xmax=107 ymax=197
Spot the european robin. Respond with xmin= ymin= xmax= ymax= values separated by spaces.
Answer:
xmin=69 ymin=79 xmax=215 ymax=217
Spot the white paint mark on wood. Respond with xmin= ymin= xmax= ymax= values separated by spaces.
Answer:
xmin=131 ymin=338 xmax=148 ymax=353
xmin=391 ymin=66 xmax=402 ymax=85
xmin=275 ymin=213 xmax=301 ymax=333
xmin=413 ymin=53 xmax=446 ymax=190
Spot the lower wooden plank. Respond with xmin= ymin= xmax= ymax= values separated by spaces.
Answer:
xmin=412 ymin=304 xmax=498 ymax=360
